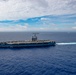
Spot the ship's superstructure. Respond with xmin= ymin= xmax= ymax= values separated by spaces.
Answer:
xmin=0 ymin=33 xmax=56 ymax=48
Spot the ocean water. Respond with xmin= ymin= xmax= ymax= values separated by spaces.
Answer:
xmin=0 ymin=32 xmax=76 ymax=75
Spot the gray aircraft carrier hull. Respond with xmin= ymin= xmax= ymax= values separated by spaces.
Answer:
xmin=0 ymin=40 xmax=56 ymax=48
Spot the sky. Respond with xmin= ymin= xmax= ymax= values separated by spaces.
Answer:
xmin=0 ymin=0 xmax=76 ymax=32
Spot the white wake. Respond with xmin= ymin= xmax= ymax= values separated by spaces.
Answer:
xmin=56 ymin=42 xmax=76 ymax=45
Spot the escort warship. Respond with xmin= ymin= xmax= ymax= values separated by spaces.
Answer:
xmin=0 ymin=33 xmax=56 ymax=48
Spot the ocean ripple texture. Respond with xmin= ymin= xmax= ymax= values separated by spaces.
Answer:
xmin=0 ymin=32 xmax=76 ymax=75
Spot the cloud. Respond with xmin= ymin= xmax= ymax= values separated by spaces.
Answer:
xmin=40 ymin=17 xmax=48 ymax=21
xmin=72 ymin=27 xmax=76 ymax=29
xmin=0 ymin=22 xmax=60 ymax=31
xmin=28 ymin=0 xmax=48 ymax=8
xmin=0 ymin=0 xmax=76 ymax=20
xmin=0 ymin=23 xmax=75 ymax=31
xmin=0 ymin=0 xmax=8 ymax=2
xmin=75 ymin=22 xmax=76 ymax=24
xmin=0 ymin=24 xmax=28 ymax=31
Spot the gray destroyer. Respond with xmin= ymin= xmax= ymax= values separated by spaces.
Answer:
xmin=0 ymin=33 xmax=56 ymax=48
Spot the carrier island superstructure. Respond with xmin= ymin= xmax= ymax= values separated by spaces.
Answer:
xmin=0 ymin=33 xmax=56 ymax=48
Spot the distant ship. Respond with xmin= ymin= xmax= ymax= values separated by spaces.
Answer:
xmin=0 ymin=33 xmax=56 ymax=48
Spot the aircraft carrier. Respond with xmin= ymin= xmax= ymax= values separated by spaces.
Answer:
xmin=0 ymin=33 xmax=56 ymax=48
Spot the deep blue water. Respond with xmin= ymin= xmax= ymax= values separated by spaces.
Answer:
xmin=0 ymin=32 xmax=76 ymax=75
